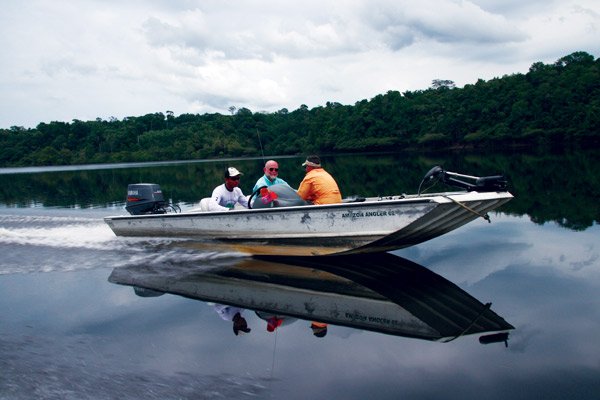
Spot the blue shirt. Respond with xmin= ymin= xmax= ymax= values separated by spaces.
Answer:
xmin=252 ymin=175 xmax=290 ymax=194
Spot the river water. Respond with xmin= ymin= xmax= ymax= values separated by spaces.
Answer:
xmin=1 ymin=150 xmax=599 ymax=399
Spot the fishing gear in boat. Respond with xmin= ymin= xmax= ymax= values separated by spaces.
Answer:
xmin=248 ymin=184 xmax=308 ymax=209
xmin=125 ymin=183 xmax=181 ymax=215
xmin=417 ymin=166 xmax=508 ymax=223
xmin=418 ymin=166 xmax=507 ymax=196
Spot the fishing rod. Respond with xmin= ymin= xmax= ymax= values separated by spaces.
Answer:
xmin=256 ymin=129 xmax=266 ymax=163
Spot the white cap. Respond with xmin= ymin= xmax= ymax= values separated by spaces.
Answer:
xmin=226 ymin=167 xmax=243 ymax=178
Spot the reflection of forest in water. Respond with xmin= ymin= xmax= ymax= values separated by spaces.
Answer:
xmin=1 ymin=148 xmax=598 ymax=231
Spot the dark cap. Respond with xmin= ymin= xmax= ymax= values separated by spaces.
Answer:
xmin=233 ymin=325 xmax=251 ymax=335
xmin=233 ymin=312 xmax=251 ymax=335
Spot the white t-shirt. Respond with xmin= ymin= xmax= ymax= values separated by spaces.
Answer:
xmin=208 ymin=184 xmax=249 ymax=211
xmin=213 ymin=304 xmax=243 ymax=321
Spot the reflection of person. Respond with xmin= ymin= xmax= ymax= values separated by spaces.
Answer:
xmin=297 ymin=155 xmax=342 ymax=205
xmin=213 ymin=304 xmax=251 ymax=336
xmin=255 ymin=311 xmax=297 ymax=332
xmin=310 ymin=322 xmax=328 ymax=338
xmin=252 ymin=160 xmax=290 ymax=194
xmin=266 ymin=316 xmax=284 ymax=332
xmin=207 ymin=167 xmax=249 ymax=211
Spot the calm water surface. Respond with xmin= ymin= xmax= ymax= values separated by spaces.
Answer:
xmin=1 ymin=151 xmax=599 ymax=399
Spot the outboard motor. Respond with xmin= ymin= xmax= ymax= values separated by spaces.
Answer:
xmin=125 ymin=183 xmax=167 ymax=215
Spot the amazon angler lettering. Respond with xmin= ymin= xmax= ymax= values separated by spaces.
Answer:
xmin=342 ymin=210 xmax=397 ymax=219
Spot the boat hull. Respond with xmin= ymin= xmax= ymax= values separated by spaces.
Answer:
xmin=108 ymin=252 xmax=514 ymax=341
xmin=104 ymin=191 xmax=513 ymax=255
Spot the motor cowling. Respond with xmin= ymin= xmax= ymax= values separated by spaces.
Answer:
xmin=125 ymin=183 xmax=167 ymax=215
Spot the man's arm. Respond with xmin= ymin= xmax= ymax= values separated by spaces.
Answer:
xmin=296 ymin=177 xmax=311 ymax=201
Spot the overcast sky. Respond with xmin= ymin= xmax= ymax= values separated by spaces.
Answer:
xmin=1 ymin=0 xmax=598 ymax=129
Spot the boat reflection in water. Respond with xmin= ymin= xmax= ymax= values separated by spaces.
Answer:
xmin=108 ymin=252 xmax=513 ymax=344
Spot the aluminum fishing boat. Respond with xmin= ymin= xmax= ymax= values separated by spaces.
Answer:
xmin=104 ymin=167 xmax=513 ymax=256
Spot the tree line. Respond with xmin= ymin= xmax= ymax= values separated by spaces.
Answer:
xmin=1 ymin=51 xmax=598 ymax=167
xmin=2 ymin=149 xmax=598 ymax=230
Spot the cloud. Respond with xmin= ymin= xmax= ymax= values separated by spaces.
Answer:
xmin=141 ymin=0 xmax=526 ymax=64
xmin=0 ymin=0 xmax=599 ymax=128
xmin=362 ymin=0 xmax=527 ymax=48
xmin=141 ymin=5 xmax=367 ymax=62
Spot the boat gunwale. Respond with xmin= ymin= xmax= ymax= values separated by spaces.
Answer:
xmin=104 ymin=191 xmax=512 ymax=222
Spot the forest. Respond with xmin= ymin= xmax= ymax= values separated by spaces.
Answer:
xmin=1 ymin=51 xmax=598 ymax=167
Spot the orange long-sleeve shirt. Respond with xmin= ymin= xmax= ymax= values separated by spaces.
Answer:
xmin=297 ymin=168 xmax=342 ymax=205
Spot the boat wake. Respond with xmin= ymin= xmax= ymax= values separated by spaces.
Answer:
xmin=0 ymin=214 xmax=116 ymax=250
xmin=0 ymin=213 xmax=248 ymax=275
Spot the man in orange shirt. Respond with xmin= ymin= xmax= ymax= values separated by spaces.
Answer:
xmin=297 ymin=155 xmax=342 ymax=205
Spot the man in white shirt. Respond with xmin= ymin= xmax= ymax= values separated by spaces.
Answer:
xmin=212 ymin=304 xmax=251 ymax=335
xmin=208 ymin=167 xmax=249 ymax=211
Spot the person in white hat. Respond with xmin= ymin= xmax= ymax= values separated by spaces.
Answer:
xmin=212 ymin=304 xmax=251 ymax=336
xmin=207 ymin=167 xmax=250 ymax=211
